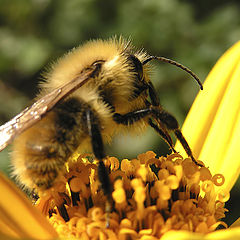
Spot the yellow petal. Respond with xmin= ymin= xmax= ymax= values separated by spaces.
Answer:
xmin=0 ymin=232 xmax=31 ymax=240
xmin=160 ymin=230 xmax=204 ymax=240
xmin=160 ymin=228 xmax=240 ymax=240
xmin=0 ymin=172 xmax=57 ymax=239
xmin=231 ymin=217 xmax=240 ymax=228
xmin=175 ymin=41 xmax=240 ymax=192
xmin=206 ymin=227 xmax=240 ymax=240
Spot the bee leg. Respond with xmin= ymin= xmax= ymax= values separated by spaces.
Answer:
xmin=148 ymin=118 xmax=177 ymax=153
xmin=113 ymin=109 xmax=175 ymax=152
xmin=152 ymin=108 xmax=203 ymax=167
xmin=113 ymin=108 xmax=152 ymax=125
xmin=70 ymin=190 xmax=80 ymax=206
xmin=113 ymin=107 xmax=201 ymax=166
xmin=86 ymin=109 xmax=113 ymax=224
xmin=148 ymin=81 xmax=160 ymax=106
xmin=57 ymin=204 xmax=70 ymax=222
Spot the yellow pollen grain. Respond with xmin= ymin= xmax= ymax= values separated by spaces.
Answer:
xmin=112 ymin=179 xmax=126 ymax=204
xmin=212 ymin=174 xmax=225 ymax=186
xmin=202 ymin=180 xmax=214 ymax=193
xmin=217 ymin=190 xmax=230 ymax=202
xmin=137 ymin=165 xmax=148 ymax=182
xmin=158 ymin=169 xmax=169 ymax=180
xmin=69 ymin=177 xmax=85 ymax=192
xmin=165 ymin=175 xmax=179 ymax=189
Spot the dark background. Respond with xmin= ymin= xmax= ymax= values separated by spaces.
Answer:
xmin=0 ymin=0 xmax=239 ymax=226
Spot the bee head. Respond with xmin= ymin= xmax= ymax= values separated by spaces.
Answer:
xmin=127 ymin=54 xmax=162 ymax=106
xmin=127 ymin=54 xmax=144 ymax=81
xmin=126 ymin=54 xmax=152 ymax=102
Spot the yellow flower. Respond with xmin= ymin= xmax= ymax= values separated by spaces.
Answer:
xmin=175 ymin=41 xmax=240 ymax=195
xmin=0 ymin=172 xmax=58 ymax=240
xmin=0 ymin=41 xmax=240 ymax=240
xmin=0 ymin=152 xmax=232 ymax=239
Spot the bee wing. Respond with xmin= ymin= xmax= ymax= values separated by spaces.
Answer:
xmin=0 ymin=68 xmax=96 ymax=152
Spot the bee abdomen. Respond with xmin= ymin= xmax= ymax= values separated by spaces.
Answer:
xmin=24 ymin=144 xmax=68 ymax=189
xmin=12 ymin=97 xmax=91 ymax=190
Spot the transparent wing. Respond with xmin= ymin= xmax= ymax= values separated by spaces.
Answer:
xmin=0 ymin=68 xmax=95 ymax=152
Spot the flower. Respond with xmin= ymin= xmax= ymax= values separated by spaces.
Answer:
xmin=0 ymin=41 xmax=240 ymax=239
xmin=175 ymin=41 xmax=240 ymax=196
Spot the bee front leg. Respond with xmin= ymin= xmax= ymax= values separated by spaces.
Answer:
xmin=113 ymin=107 xmax=201 ymax=166
xmin=113 ymin=108 xmax=176 ymax=153
xmin=85 ymin=109 xmax=113 ymax=222
xmin=148 ymin=118 xmax=176 ymax=153
xmin=151 ymin=107 xmax=203 ymax=167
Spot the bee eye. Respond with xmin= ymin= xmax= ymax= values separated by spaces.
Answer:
xmin=127 ymin=54 xmax=143 ymax=81
xmin=92 ymin=60 xmax=105 ymax=66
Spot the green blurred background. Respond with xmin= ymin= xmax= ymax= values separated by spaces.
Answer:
xmin=0 ymin=0 xmax=239 ymax=226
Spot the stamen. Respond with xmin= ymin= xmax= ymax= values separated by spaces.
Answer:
xmin=35 ymin=152 xmax=229 ymax=238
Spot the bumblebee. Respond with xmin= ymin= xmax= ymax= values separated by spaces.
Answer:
xmin=0 ymin=37 xmax=202 ymax=218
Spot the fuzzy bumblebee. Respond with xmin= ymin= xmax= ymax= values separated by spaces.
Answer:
xmin=0 ymin=37 xmax=202 ymax=220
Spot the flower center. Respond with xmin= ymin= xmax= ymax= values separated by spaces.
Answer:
xmin=36 ymin=151 xmax=228 ymax=239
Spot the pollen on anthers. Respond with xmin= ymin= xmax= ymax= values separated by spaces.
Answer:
xmin=36 ymin=151 xmax=228 ymax=239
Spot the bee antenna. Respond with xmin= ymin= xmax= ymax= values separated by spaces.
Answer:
xmin=143 ymin=56 xmax=203 ymax=90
